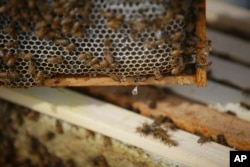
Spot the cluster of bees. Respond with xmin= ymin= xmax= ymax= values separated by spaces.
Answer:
xmin=136 ymin=115 xmax=178 ymax=146
xmin=0 ymin=0 xmax=93 ymax=86
xmin=0 ymin=99 xmax=76 ymax=167
xmin=77 ymin=39 xmax=116 ymax=71
xmin=100 ymin=0 xmax=204 ymax=79
xmin=92 ymin=155 xmax=110 ymax=167
xmin=0 ymin=0 xmax=91 ymax=39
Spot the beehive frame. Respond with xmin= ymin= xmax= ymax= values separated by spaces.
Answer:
xmin=0 ymin=0 xmax=207 ymax=87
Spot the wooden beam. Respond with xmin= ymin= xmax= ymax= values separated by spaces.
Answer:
xmin=207 ymin=29 xmax=250 ymax=65
xmin=196 ymin=0 xmax=207 ymax=87
xmin=40 ymin=75 xmax=196 ymax=87
xmin=209 ymin=55 xmax=250 ymax=89
xmin=207 ymin=0 xmax=250 ymax=37
xmin=81 ymin=86 xmax=250 ymax=151
xmin=162 ymin=80 xmax=250 ymax=122
xmin=0 ymin=87 xmax=231 ymax=167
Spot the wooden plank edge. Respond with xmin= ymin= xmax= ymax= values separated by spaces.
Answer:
xmin=207 ymin=29 xmax=250 ymax=65
xmin=209 ymin=55 xmax=250 ymax=90
xmin=0 ymin=75 xmax=196 ymax=87
xmin=161 ymin=80 xmax=250 ymax=121
xmin=196 ymin=0 xmax=207 ymax=87
xmin=0 ymin=87 xmax=231 ymax=167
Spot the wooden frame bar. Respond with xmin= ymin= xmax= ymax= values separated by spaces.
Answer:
xmin=0 ymin=87 xmax=231 ymax=166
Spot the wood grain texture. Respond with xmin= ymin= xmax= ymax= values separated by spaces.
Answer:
xmin=196 ymin=0 xmax=207 ymax=87
xmin=82 ymin=86 xmax=250 ymax=151
xmin=40 ymin=75 xmax=196 ymax=87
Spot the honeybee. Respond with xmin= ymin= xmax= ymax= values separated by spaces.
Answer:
xmin=110 ymin=74 xmax=122 ymax=82
xmin=25 ymin=110 xmax=40 ymax=121
xmin=103 ymin=49 xmax=114 ymax=64
xmin=42 ymin=131 xmax=55 ymax=142
xmin=54 ymin=38 xmax=69 ymax=46
xmin=0 ymin=71 xmax=7 ymax=78
xmin=61 ymin=17 xmax=72 ymax=26
xmin=133 ymin=75 xmax=147 ymax=83
xmin=20 ymin=22 xmax=30 ymax=33
xmin=0 ymin=4 xmax=9 ymax=13
xmin=79 ymin=1 xmax=92 ymax=18
xmin=0 ymin=72 xmax=10 ymax=84
xmin=43 ymin=13 xmax=53 ymax=23
xmin=148 ymin=100 xmax=157 ymax=109
xmin=161 ymin=10 xmax=173 ymax=25
xmin=78 ymin=52 xmax=92 ymax=61
xmin=36 ymin=20 xmax=48 ymax=29
xmin=202 ymin=40 xmax=212 ymax=55
xmin=136 ymin=122 xmax=152 ymax=136
xmin=92 ymin=155 xmax=109 ymax=167
xmin=55 ymin=120 xmax=64 ymax=134
xmin=129 ymin=30 xmax=139 ymax=41
xmin=3 ymin=23 xmax=16 ymax=37
xmin=131 ymin=20 xmax=146 ymax=31
xmin=197 ymin=135 xmax=212 ymax=145
xmin=240 ymin=102 xmax=250 ymax=110
xmin=35 ymin=71 xmax=45 ymax=84
xmin=47 ymin=56 xmax=63 ymax=64
xmin=106 ymin=19 xmax=121 ymax=29
xmin=153 ymin=68 xmax=163 ymax=80
xmin=71 ymin=22 xmax=80 ymax=34
xmin=100 ymin=10 xmax=113 ymax=19
xmin=171 ymin=56 xmax=185 ymax=75
xmin=144 ymin=41 xmax=155 ymax=50
xmin=12 ymin=111 xmax=23 ymax=126
xmin=164 ymin=138 xmax=178 ymax=146
xmin=196 ymin=61 xmax=212 ymax=69
xmin=216 ymin=134 xmax=228 ymax=146
xmin=51 ymin=17 xmax=60 ymax=30
xmin=28 ymin=0 xmax=35 ymax=9
xmin=85 ymin=129 xmax=95 ymax=138
xmin=103 ymin=38 xmax=111 ymax=48
xmin=54 ymin=7 xmax=65 ymax=15
xmin=171 ymin=49 xmax=182 ymax=57
xmin=61 ymin=25 xmax=71 ymax=34
xmin=156 ymin=38 xmax=165 ymax=48
xmin=171 ymin=31 xmax=182 ymax=43
xmin=103 ymin=135 xmax=112 ymax=146
xmin=35 ymin=28 xmax=47 ymax=39
xmin=99 ymin=59 xmax=109 ymax=68
xmin=3 ymin=53 xmax=16 ymax=66
xmin=5 ymin=41 xmax=19 ymax=48
xmin=106 ymin=14 xmax=123 ymax=29
xmin=28 ymin=60 xmax=36 ymax=75
xmin=20 ymin=52 xmax=32 ymax=60
xmin=91 ymin=63 xmax=101 ymax=70
xmin=87 ymin=57 xmax=99 ymax=66
xmin=8 ymin=70 xmax=19 ymax=80
xmin=153 ymin=115 xmax=170 ymax=126
xmin=65 ymin=43 xmax=75 ymax=52
xmin=152 ymin=127 xmax=169 ymax=139
xmin=72 ymin=31 xmax=84 ymax=38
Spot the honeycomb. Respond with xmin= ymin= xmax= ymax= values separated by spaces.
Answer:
xmin=0 ymin=0 xmax=201 ymax=88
